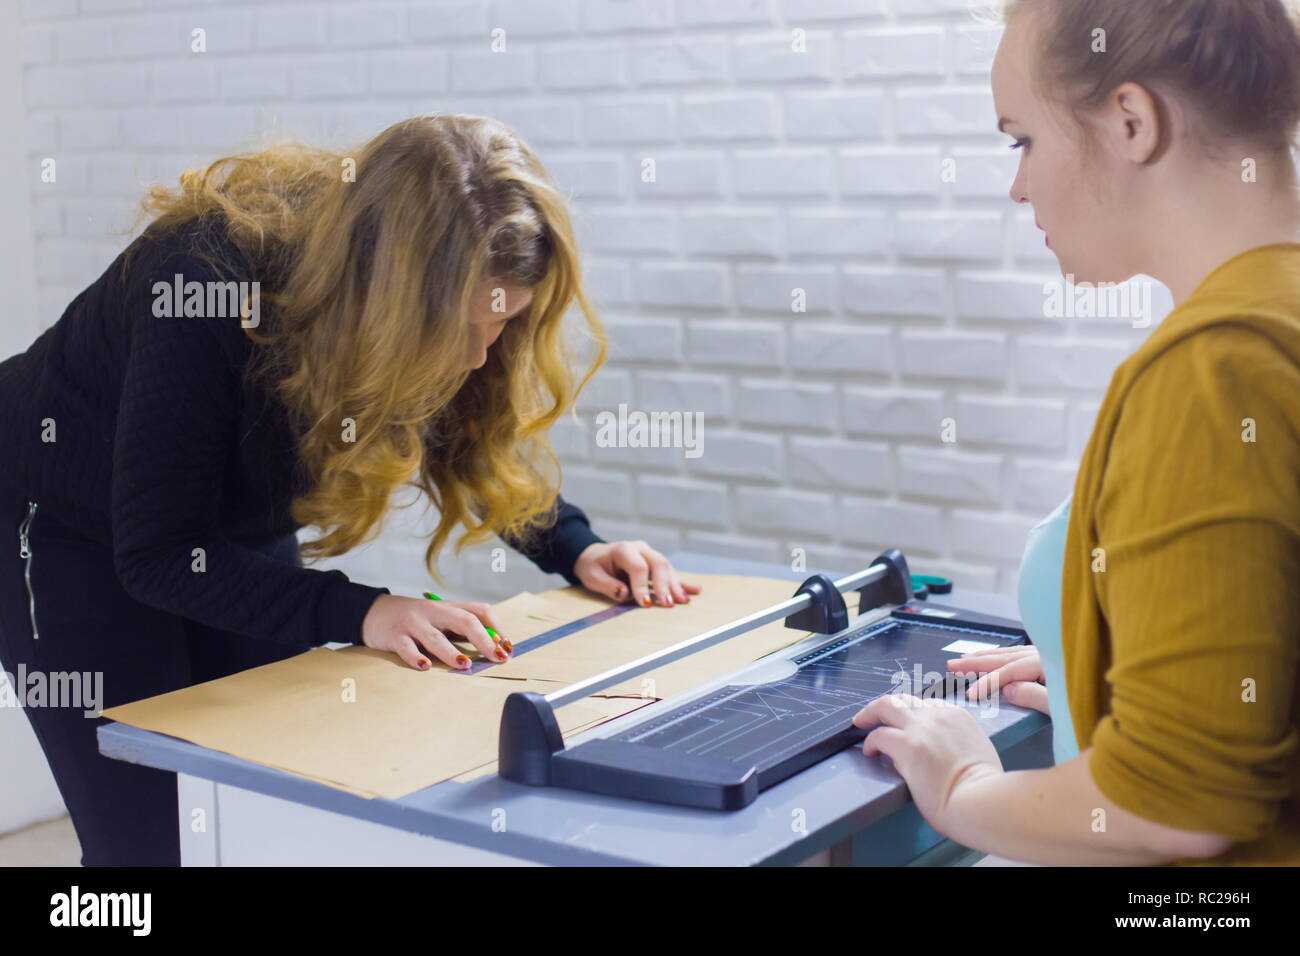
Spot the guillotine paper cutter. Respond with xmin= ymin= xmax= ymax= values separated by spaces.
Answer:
xmin=499 ymin=550 xmax=1030 ymax=810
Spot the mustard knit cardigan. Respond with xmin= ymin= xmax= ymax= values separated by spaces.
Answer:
xmin=1063 ymin=243 xmax=1300 ymax=865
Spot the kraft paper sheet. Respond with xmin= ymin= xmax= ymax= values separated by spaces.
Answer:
xmin=102 ymin=573 xmax=811 ymax=800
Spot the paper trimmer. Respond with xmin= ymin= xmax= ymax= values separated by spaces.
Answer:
xmin=498 ymin=550 xmax=1029 ymax=810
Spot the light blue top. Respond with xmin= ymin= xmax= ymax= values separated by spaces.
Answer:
xmin=1016 ymin=494 xmax=1079 ymax=766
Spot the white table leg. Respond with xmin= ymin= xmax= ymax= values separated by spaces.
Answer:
xmin=208 ymin=783 xmax=542 ymax=866
xmin=177 ymin=773 xmax=219 ymax=867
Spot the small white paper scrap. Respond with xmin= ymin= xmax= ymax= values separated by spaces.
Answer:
xmin=942 ymin=638 xmax=1002 ymax=654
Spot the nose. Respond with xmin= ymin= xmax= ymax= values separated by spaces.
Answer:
xmin=1009 ymin=164 xmax=1029 ymax=205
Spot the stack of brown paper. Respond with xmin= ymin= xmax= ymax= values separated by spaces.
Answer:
xmin=478 ymin=576 xmax=817 ymax=698
xmin=102 ymin=572 xmax=814 ymax=800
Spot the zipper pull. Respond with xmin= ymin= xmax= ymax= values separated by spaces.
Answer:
xmin=18 ymin=501 xmax=35 ymax=559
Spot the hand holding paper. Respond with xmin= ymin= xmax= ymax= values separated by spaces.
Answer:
xmin=572 ymin=539 xmax=704 ymax=607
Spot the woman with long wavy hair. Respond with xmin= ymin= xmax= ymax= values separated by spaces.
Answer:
xmin=0 ymin=113 xmax=700 ymax=866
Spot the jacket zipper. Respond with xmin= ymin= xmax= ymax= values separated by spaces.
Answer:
xmin=17 ymin=500 xmax=39 ymax=641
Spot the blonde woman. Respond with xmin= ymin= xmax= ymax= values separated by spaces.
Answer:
xmin=854 ymin=0 xmax=1300 ymax=865
xmin=0 ymin=114 xmax=700 ymax=865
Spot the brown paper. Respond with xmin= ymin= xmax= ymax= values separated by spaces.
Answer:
xmin=477 ymin=574 xmax=812 ymax=698
xmin=102 ymin=572 xmax=811 ymax=800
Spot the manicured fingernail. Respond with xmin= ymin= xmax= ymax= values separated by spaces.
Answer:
xmin=494 ymin=649 xmax=508 ymax=662
xmin=641 ymin=595 xmax=651 ymax=606
xmin=501 ymin=640 xmax=514 ymax=653
xmin=456 ymin=655 xmax=470 ymax=667
xmin=418 ymin=658 xmax=430 ymax=669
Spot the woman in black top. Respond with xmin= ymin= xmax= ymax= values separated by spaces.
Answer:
xmin=0 ymin=113 xmax=700 ymax=865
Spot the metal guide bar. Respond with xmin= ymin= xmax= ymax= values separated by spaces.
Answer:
xmin=545 ymin=562 xmax=889 ymax=709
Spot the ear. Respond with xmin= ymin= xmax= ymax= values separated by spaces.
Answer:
xmin=1105 ymin=81 xmax=1162 ymax=164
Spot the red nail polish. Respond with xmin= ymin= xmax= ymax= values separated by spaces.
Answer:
xmin=495 ymin=649 xmax=508 ymax=661
xmin=501 ymin=640 xmax=514 ymax=653
xmin=418 ymin=658 xmax=430 ymax=669
xmin=456 ymin=655 xmax=470 ymax=667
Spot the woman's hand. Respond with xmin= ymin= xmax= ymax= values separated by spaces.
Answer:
xmin=361 ymin=594 xmax=511 ymax=670
xmin=852 ymin=694 xmax=1003 ymax=837
xmin=573 ymin=540 xmax=703 ymax=607
xmin=947 ymin=644 xmax=1049 ymax=714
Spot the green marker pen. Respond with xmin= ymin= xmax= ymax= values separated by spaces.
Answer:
xmin=423 ymin=591 xmax=500 ymax=641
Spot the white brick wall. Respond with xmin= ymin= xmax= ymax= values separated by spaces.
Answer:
xmin=16 ymin=0 xmax=1174 ymax=605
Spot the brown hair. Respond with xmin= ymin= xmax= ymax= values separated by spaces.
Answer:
xmin=138 ymin=114 xmax=607 ymax=580
xmin=994 ymin=0 xmax=1300 ymax=155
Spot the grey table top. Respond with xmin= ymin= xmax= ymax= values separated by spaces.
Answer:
xmin=98 ymin=551 xmax=1049 ymax=866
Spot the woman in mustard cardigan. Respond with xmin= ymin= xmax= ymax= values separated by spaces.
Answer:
xmin=854 ymin=0 xmax=1300 ymax=865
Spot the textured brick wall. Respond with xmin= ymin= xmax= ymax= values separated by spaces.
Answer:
xmin=17 ymin=0 xmax=1171 ymax=602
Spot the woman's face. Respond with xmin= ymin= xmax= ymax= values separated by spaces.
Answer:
xmin=465 ymin=278 xmax=532 ymax=371
xmin=991 ymin=12 xmax=1144 ymax=285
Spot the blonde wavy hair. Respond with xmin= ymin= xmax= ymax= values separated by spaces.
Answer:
xmin=137 ymin=113 xmax=607 ymax=582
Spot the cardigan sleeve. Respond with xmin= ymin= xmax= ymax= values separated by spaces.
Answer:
xmin=110 ymin=240 xmax=389 ymax=648
xmin=1088 ymin=323 xmax=1300 ymax=842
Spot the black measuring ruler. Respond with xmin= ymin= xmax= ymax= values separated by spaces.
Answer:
xmin=452 ymin=601 xmax=641 ymax=675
